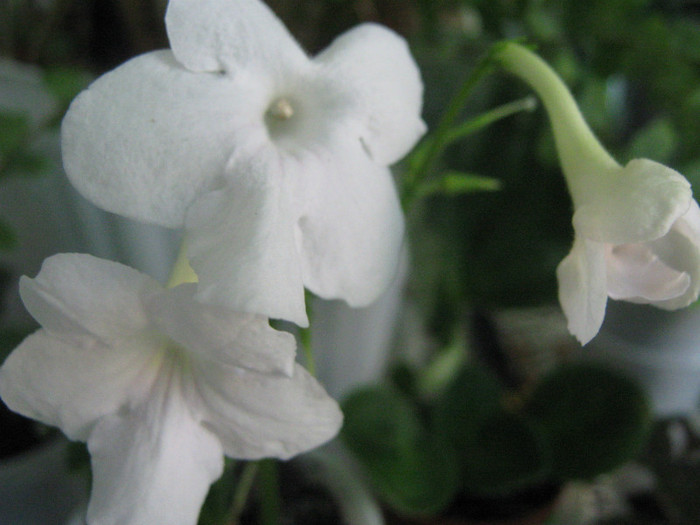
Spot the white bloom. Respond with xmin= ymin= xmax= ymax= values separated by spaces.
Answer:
xmin=61 ymin=0 xmax=425 ymax=326
xmin=0 ymin=253 xmax=342 ymax=525
xmin=497 ymin=43 xmax=700 ymax=344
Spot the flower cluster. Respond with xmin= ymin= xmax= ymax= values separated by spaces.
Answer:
xmin=0 ymin=0 xmax=424 ymax=523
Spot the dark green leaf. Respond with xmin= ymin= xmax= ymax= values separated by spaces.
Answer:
xmin=341 ymin=385 xmax=459 ymax=516
xmin=367 ymin=435 xmax=459 ymax=517
xmin=432 ymin=363 xmax=503 ymax=452
xmin=459 ymin=411 xmax=552 ymax=496
xmin=341 ymin=385 xmax=422 ymax=460
xmin=525 ymin=362 xmax=651 ymax=481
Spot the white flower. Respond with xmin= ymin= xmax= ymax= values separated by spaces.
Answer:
xmin=497 ymin=43 xmax=700 ymax=344
xmin=61 ymin=0 xmax=425 ymax=326
xmin=0 ymin=253 xmax=342 ymax=525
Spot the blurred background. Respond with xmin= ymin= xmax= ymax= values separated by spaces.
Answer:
xmin=2 ymin=1 xmax=700 ymax=524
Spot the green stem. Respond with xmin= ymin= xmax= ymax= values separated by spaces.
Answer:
xmin=494 ymin=42 xmax=619 ymax=193
xmin=405 ymin=46 xmax=498 ymax=189
xmin=300 ymin=290 xmax=316 ymax=376
xmin=257 ymin=460 xmax=281 ymax=525
xmin=441 ymin=96 xmax=537 ymax=147
xmin=401 ymin=96 xmax=535 ymax=209
xmin=226 ymin=462 xmax=259 ymax=525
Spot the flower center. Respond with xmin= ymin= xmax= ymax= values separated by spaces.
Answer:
xmin=266 ymin=98 xmax=295 ymax=121
xmin=264 ymin=97 xmax=303 ymax=146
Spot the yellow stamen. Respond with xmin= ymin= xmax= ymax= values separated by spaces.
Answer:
xmin=268 ymin=98 xmax=294 ymax=120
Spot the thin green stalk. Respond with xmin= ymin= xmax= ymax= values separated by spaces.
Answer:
xmin=226 ymin=462 xmax=259 ymax=525
xmin=405 ymin=47 xmax=498 ymax=188
xmin=299 ymin=325 xmax=315 ymax=377
xmin=300 ymin=290 xmax=316 ymax=376
xmin=441 ymin=95 xmax=537 ymax=147
xmin=257 ymin=460 xmax=281 ymax=525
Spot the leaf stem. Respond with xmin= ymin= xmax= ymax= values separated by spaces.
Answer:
xmin=405 ymin=47 xmax=498 ymax=189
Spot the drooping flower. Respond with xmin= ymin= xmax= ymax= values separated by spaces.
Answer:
xmin=0 ymin=253 xmax=342 ymax=525
xmin=61 ymin=0 xmax=425 ymax=326
xmin=496 ymin=43 xmax=700 ymax=344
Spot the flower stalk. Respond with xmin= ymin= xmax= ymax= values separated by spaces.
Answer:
xmin=495 ymin=42 xmax=619 ymax=201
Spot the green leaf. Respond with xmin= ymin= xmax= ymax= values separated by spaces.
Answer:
xmin=368 ymin=435 xmax=459 ymax=517
xmin=341 ymin=385 xmax=422 ymax=460
xmin=433 ymin=365 xmax=551 ymax=495
xmin=459 ymin=411 xmax=552 ymax=496
xmin=341 ymin=385 xmax=459 ymax=517
xmin=432 ymin=363 xmax=504 ymax=452
xmin=525 ymin=362 xmax=651 ymax=481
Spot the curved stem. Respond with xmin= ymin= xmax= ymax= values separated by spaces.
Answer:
xmin=495 ymin=42 xmax=619 ymax=194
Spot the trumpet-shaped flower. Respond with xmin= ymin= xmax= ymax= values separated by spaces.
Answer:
xmin=0 ymin=254 xmax=342 ymax=525
xmin=61 ymin=0 xmax=425 ymax=326
xmin=497 ymin=43 xmax=700 ymax=344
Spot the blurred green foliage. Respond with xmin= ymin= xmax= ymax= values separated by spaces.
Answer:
xmin=342 ymin=361 xmax=651 ymax=518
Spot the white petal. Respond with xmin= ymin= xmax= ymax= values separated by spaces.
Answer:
xmin=145 ymin=284 xmax=296 ymax=376
xmin=646 ymin=199 xmax=700 ymax=309
xmin=86 ymin=370 xmax=223 ymax=525
xmin=314 ymin=23 xmax=426 ymax=166
xmin=0 ymin=331 xmax=158 ymax=441
xmin=19 ymin=253 xmax=157 ymax=342
xmin=186 ymin=172 xmax=308 ymax=326
xmin=606 ymin=243 xmax=690 ymax=303
xmin=557 ymin=237 xmax=608 ymax=345
xmin=186 ymin=166 xmax=308 ymax=326
xmin=291 ymin=142 xmax=405 ymax=307
xmin=165 ymin=0 xmax=308 ymax=74
xmin=572 ymin=159 xmax=692 ymax=245
xmin=193 ymin=361 xmax=342 ymax=460
xmin=62 ymin=50 xmax=271 ymax=227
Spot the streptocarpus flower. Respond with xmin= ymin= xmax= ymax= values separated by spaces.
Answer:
xmin=497 ymin=43 xmax=700 ymax=344
xmin=61 ymin=0 xmax=425 ymax=326
xmin=0 ymin=253 xmax=342 ymax=525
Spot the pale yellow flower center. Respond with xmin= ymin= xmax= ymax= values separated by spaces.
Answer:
xmin=267 ymin=98 xmax=295 ymax=121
